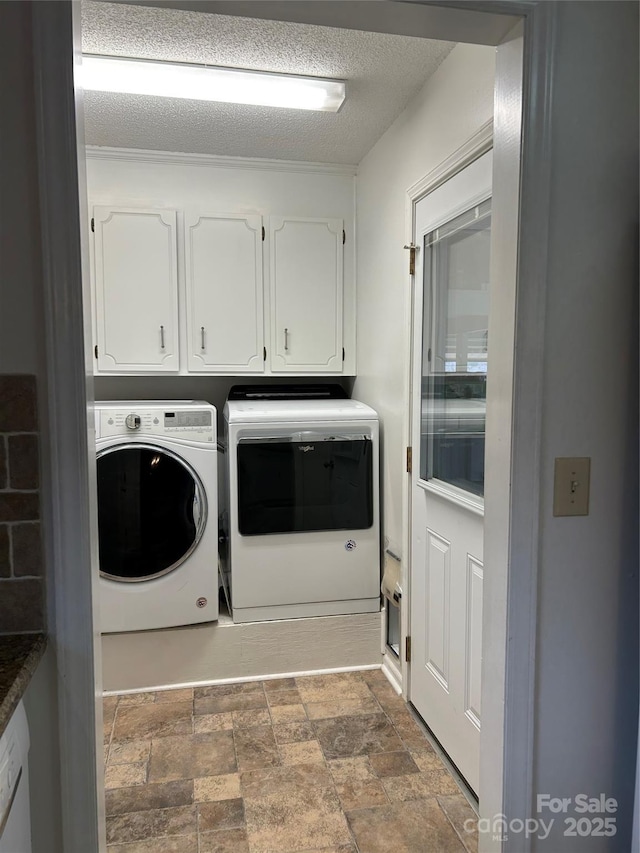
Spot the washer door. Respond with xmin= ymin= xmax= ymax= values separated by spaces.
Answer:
xmin=97 ymin=444 xmax=207 ymax=582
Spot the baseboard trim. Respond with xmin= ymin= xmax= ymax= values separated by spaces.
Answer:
xmin=102 ymin=611 xmax=382 ymax=692
xmin=104 ymin=663 xmax=381 ymax=696
xmin=381 ymin=656 xmax=403 ymax=695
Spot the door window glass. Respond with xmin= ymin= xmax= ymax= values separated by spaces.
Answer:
xmin=237 ymin=437 xmax=373 ymax=536
xmin=97 ymin=445 xmax=206 ymax=581
xmin=420 ymin=199 xmax=491 ymax=496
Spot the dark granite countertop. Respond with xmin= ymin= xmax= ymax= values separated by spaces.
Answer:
xmin=0 ymin=633 xmax=46 ymax=737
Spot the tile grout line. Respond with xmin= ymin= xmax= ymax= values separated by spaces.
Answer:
xmin=193 ymin=684 xmax=199 ymax=853
xmin=7 ymin=514 xmax=14 ymax=579
xmin=103 ymin=697 xmax=119 ymax=833
xmin=230 ymin=712 xmax=240 ymax=814
xmin=299 ymin=677 xmax=360 ymax=853
xmin=192 ymin=688 xmax=201 ymax=846
xmin=191 ymin=687 xmax=198 ymax=850
xmin=435 ymin=795 xmax=476 ymax=853
xmin=2 ymin=435 xmax=9 ymax=492
xmin=304 ymin=672 xmax=375 ymax=853
xmin=106 ymin=696 xmax=120 ymax=763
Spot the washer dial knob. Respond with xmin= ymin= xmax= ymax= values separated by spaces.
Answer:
xmin=125 ymin=413 xmax=141 ymax=430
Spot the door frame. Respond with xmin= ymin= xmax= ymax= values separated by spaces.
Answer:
xmin=31 ymin=2 xmax=104 ymax=851
xmin=29 ymin=2 xmax=554 ymax=852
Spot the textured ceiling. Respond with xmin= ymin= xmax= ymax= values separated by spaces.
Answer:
xmin=81 ymin=2 xmax=454 ymax=164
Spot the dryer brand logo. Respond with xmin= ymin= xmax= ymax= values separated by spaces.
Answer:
xmin=299 ymin=445 xmax=315 ymax=452
xmin=345 ymin=540 xmax=357 ymax=551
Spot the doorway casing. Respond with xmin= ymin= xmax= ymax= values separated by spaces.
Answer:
xmin=31 ymin=2 xmax=555 ymax=851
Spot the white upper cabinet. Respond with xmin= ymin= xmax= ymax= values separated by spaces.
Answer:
xmin=93 ymin=206 xmax=179 ymax=372
xmin=88 ymin=157 xmax=356 ymax=376
xmin=185 ymin=213 xmax=264 ymax=373
xmin=269 ymin=217 xmax=344 ymax=373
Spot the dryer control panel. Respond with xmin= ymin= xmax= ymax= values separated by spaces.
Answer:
xmin=98 ymin=407 xmax=215 ymax=442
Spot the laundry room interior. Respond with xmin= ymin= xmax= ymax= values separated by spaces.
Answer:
xmin=81 ymin=0 xmax=496 ymax=842
xmin=5 ymin=1 xmax=640 ymax=851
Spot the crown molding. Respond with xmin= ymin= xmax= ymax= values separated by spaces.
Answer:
xmin=85 ymin=145 xmax=358 ymax=177
xmin=406 ymin=118 xmax=493 ymax=201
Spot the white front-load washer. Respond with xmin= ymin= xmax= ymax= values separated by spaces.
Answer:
xmin=224 ymin=390 xmax=381 ymax=623
xmin=95 ymin=401 xmax=218 ymax=632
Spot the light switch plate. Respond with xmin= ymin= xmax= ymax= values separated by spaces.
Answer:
xmin=553 ymin=457 xmax=591 ymax=516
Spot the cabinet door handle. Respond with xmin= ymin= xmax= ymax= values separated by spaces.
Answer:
xmin=160 ymin=325 xmax=165 ymax=349
xmin=201 ymin=326 xmax=206 ymax=350
xmin=284 ymin=327 xmax=289 ymax=352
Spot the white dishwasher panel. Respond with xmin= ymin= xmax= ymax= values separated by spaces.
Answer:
xmin=0 ymin=701 xmax=31 ymax=853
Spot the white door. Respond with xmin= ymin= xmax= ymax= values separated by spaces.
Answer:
xmin=185 ymin=212 xmax=265 ymax=373
xmin=269 ymin=216 xmax=343 ymax=373
xmin=93 ymin=206 xmax=179 ymax=372
xmin=409 ymin=151 xmax=492 ymax=794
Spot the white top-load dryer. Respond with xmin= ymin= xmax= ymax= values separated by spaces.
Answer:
xmin=95 ymin=401 xmax=218 ymax=632
xmin=224 ymin=386 xmax=380 ymax=623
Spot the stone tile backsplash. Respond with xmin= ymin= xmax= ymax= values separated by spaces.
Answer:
xmin=0 ymin=375 xmax=44 ymax=633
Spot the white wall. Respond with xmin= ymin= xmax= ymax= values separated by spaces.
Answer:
xmin=530 ymin=3 xmax=638 ymax=848
xmin=353 ymin=43 xmax=496 ymax=554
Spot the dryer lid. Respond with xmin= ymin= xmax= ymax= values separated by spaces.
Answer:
xmin=224 ymin=398 xmax=378 ymax=424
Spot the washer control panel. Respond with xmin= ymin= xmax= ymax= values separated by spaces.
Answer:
xmin=99 ymin=408 xmax=214 ymax=442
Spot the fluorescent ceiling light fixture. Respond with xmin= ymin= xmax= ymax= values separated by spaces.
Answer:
xmin=79 ymin=55 xmax=346 ymax=112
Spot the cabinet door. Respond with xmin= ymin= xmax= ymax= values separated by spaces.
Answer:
xmin=185 ymin=213 xmax=264 ymax=372
xmin=269 ymin=216 xmax=343 ymax=373
xmin=93 ymin=206 xmax=179 ymax=372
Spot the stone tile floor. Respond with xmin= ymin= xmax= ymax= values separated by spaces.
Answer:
xmin=103 ymin=669 xmax=478 ymax=853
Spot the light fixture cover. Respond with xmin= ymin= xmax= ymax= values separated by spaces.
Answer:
xmin=79 ymin=55 xmax=346 ymax=112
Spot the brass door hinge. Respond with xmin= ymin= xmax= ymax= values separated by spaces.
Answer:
xmin=404 ymin=243 xmax=417 ymax=276
xmin=405 ymin=636 xmax=412 ymax=663
xmin=406 ymin=446 xmax=412 ymax=474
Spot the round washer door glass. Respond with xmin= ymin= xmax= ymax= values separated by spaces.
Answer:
xmin=97 ymin=445 xmax=207 ymax=582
